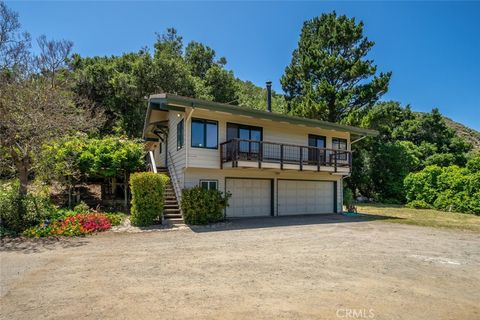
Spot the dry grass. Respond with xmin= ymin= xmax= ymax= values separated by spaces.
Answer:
xmin=356 ymin=203 xmax=480 ymax=233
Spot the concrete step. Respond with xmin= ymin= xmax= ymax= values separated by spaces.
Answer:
xmin=164 ymin=217 xmax=184 ymax=224
xmin=164 ymin=213 xmax=182 ymax=218
xmin=165 ymin=204 xmax=179 ymax=209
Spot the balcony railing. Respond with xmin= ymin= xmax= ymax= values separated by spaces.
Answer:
xmin=220 ymin=139 xmax=352 ymax=172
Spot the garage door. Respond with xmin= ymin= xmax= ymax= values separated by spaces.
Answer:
xmin=226 ymin=179 xmax=272 ymax=217
xmin=278 ymin=180 xmax=335 ymax=215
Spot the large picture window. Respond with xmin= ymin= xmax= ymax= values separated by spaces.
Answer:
xmin=332 ymin=138 xmax=348 ymax=160
xmin=177 ymin=119 xmax=184 ymax=150
xmin=191 ymin=118 xmax=218 ymax=149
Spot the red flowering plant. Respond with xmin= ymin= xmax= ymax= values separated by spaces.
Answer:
xmin=51 ymin=213 xmax=111 ymax=236
xmin=24 ymin=212 xmax=114 ymax=237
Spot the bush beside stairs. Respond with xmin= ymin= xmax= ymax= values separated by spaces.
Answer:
xmin=157 ymin=167 xmax=183 ymax=224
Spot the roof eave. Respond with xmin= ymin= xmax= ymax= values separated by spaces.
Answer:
xmin=144 ymin=94 xmax=379 ymax=138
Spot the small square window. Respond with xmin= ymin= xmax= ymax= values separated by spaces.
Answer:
xmin=200 ymin=180 xmax=218 ymax=191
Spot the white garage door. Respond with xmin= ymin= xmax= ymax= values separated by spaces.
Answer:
xmin=278 ymin=180 xmax=335 ymax=215
xmin=226 ymin=179 xmax=271 ymax=217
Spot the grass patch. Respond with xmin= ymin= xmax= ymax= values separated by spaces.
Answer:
xmin=356 ymin=203 xmax=480 ymax=233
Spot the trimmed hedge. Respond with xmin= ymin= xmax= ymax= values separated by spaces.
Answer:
xmin=129 ymin=172 xmax=169 ymax=226
xmin=181 ymin=187 xmax=230 ymax=225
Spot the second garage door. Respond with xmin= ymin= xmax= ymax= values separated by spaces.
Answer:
xmin=226 ymin=179 xmax=272 ymax=217
xmin=278 ymin=180 xmax=335 ymax=215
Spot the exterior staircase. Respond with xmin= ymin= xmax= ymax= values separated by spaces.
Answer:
xmin=157 ymin=167 xmax=183 ymax=224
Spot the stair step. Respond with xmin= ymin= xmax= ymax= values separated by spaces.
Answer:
xmin=164 ymin=218 xmax=184 ymax=224
xmin=164 ymin=213 xmax=182 ymax=218
xmin=165 ymin=205 xmax=179 ymax=209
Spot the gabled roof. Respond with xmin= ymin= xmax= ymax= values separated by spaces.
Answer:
xmin=143 ymin=93 xmax=379 ymax=140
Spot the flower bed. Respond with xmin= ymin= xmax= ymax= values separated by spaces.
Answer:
xmin=23 ymin=211 xmax=124 ymax=237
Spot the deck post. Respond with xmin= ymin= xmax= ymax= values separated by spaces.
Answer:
xmin=317 ymin=148 xmax=320 ymax=171
xmin=280 ymin=145 xmax=284 ymax=170
xmin=299 ymin=146 xmax=303 ymax=171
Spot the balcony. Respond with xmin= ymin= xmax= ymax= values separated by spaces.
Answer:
xmin=220 ymin=139 xmax=352 ymax=173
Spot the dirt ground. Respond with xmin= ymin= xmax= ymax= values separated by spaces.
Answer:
xmin=1 ymin=215 xmax=479 ymax=320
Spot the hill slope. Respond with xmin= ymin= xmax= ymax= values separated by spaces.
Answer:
xmin=444 ymin=117 xmax=480 ymax=150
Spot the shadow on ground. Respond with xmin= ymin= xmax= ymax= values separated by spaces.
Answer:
xmin=189 ymin=213 xmax=401 ymax=233
xmin=0 ymin=236 xmax=90 ymax=254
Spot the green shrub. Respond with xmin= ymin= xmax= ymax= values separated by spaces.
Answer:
xmin=73 ymin=201 xmax=90 ymax=213
xmin=343 ymin=188 xmax=354 ymax=207
xmin=104 ymin=212 xmax=124 ymax=226
xmin=406 ymin=200 xmax=432 ymax=209
xmin=404 ymin=163 xmax=480 ymax=214
xmin=0 ymin=180 xmax=56 ymax=234
xmin=404 ymin=165 xmax=443 ymax=204
xmin=129 ymin=172 xmax=169 ymax=226
xmin=181 ymin=187 xmax=230 ymax=225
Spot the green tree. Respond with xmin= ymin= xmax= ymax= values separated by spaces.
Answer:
xmin=236 ymin=79 xmax=287 ymax=113
xmin=281 ymin=12 xmax=391 ymax=123
xmin=185 ymin=41 xmax=216 ymax=79
xmin=204 ymin=64 xmax=238 ymax=103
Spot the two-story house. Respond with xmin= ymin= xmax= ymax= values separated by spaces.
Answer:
xmin=143 ymin=92 xmax=378 ymax=222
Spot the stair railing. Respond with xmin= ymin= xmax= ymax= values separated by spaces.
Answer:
xmin=147 ymin=150 xmax=158 ymax=173
xmin=167 ymin=151 xmax=182 ymax=204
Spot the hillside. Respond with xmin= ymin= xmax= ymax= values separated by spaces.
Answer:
xmin=444 ymin=117 xmax=480 ymax=150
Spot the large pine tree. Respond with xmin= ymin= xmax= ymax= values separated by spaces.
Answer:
xmin=281 ymin=12 xmax=392 ymax=123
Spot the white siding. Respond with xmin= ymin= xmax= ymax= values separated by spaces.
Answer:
xmin=167 ymin=111 xmax=186 ymax=201
xmin=185 ymin=108 xmax=350 ymax=169
xmin=184 ymin=168 xmax=342 ymax=215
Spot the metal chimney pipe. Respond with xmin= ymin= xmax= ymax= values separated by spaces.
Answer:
xmin=266 ymin=81 xmax=272 ymax=112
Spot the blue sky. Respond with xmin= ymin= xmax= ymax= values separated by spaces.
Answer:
xmin=7 ymin=1 xmax=480 ymax=130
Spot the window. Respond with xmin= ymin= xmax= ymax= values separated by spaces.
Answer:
xmin=308 ymin=134 xmax=326 ymax=164
xmin=177 ymin=119 xmax=184 ymax=150
xmin=200 ymin=180 xmax=218 ymax=191
xmin=191 ymin=118 xmax=218 ymax=149
xmin=332 ymin=138 xmax=348 ymax=160
xmin=227 ymin=123 xmax=263 ymax=157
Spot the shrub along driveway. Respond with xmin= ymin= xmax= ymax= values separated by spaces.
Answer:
xmin=1 ymin=215 xmax=479 ymax=320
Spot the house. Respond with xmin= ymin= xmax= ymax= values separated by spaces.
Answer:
xmin=143 ymin=89 xmax=378 ymax=222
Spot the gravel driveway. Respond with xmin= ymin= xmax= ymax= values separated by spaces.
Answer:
xmin=1 ymin=215 xmax=479 ymax=320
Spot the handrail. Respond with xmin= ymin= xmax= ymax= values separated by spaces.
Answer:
xmin=167 ymin=150 xmax=182 ymax=203
xmin=148 ymin=151 xmax=157 ymax=173
xmin=220 ymin=138 xmax=350 ymax=153
xmin=220 ymin=138 xmax=352 ymax=172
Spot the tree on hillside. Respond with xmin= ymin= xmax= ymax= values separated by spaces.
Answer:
xmin=235 ymin=79 xmax=287 ymax=113
xmin=204 ymin=64 xmax=238 ymax=103
xmin=348 ymin=102 xmax=472 ymax=202
xmin=0 ymin=1 xmax=31 ymax=72
xmin=0 ymin=2 xmax=102 ymax=199
xmin=36 ymin=35 xmax=73 ymax=88
xmin=281 ymin=12 xmax=391 ymax=123
xmin=185 ymin=41 xmax=216 ymax=79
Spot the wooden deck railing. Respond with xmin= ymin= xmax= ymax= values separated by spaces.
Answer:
xmin=220 ymin=139 xmax=352 ymax=172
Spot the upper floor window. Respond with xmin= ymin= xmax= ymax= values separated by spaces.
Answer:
xmin=332 ymin=138 xmax=348 ymax=160
xmin=177 ymin=119 xmax=184 ymax=150
xmin=192 ymin=118 xmax=218 ymax=149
